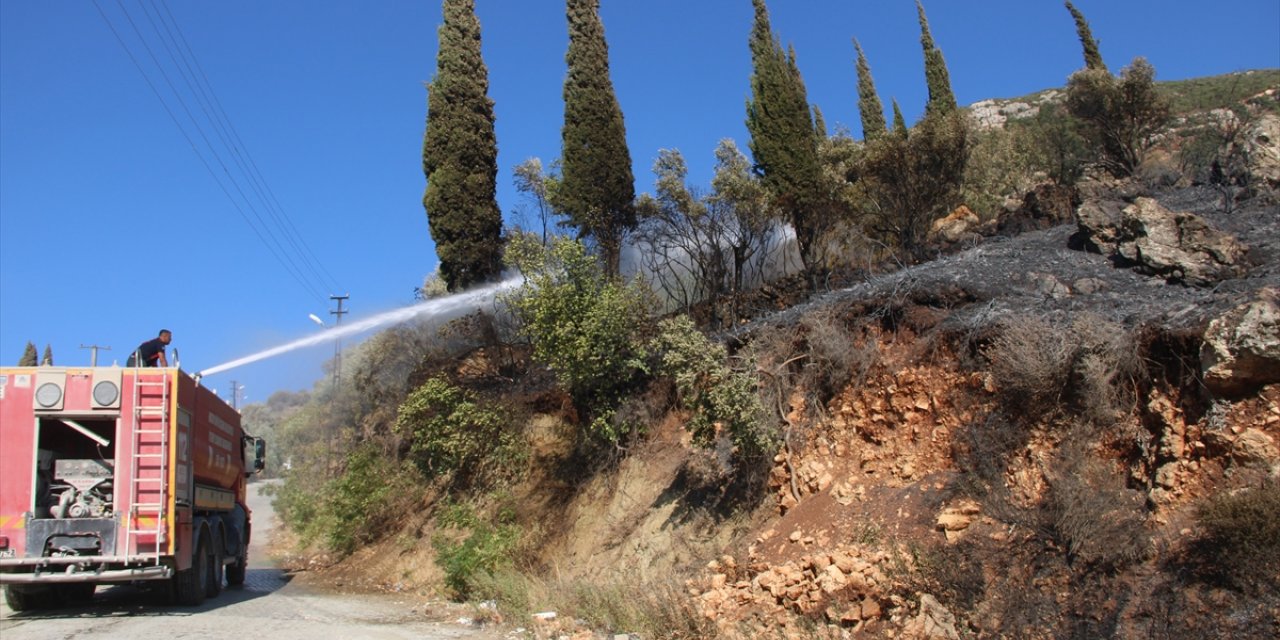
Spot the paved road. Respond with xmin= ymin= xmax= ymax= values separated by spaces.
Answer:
xmin=0 ymin=481 xmax=500 ymax=640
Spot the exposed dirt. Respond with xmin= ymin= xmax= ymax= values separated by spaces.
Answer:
xmin=284 ymin=185 xmax=1280 ymax=639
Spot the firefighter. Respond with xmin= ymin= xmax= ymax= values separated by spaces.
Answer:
xmin=127 ymin=329 xmax=171 ymax=367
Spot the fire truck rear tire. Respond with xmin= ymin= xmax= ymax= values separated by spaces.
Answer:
xmin=206 ymin=535 xmax=224 ymax=598
xmin=4 ymin=585 xmax=52 ymax=611
xmin=226 ymin=527 xmax=248 ymax=587
xmin=174 ymin=536 xmax=209 ymax=606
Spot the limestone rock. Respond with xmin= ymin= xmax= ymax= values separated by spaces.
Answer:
xmin=1117 ymin=198 xmax=1248 ymax=285
xmin=1244 ymin=113 xmax=1280 ymax=189
xmin=1155 ymin=463 xmax=1179 ymax=489
xmin=969 ymin=99 xmax=1040 ymax=130
xmin=1074 ymin=196 xmax=1248 ymax=286
xmin=930 ymin=205 xmax=981 ymax=245
xmin=1073 ymin=198 xmax=1127 ymax=252
xmin=1231 ymin=428 xmax=1278 ymax=469
xmin=1202 ymin=294 xmax=1280 ymax=396
xmin=1031 ymin=272 xmax=1071 ymax=299
xmin=903 ymin=594 xmax=960 ymax=640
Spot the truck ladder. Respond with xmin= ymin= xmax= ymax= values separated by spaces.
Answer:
xmin=124 ymin=368 xmax=170 ymax=564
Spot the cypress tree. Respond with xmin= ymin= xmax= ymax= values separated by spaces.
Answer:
xmin=854 ymin=39 xmax=887 ymax=142
xmin=745 ymin=0 xmax=825 ymax=271
xmin=891 ymin=99 xmax=908 ymax=138
xmin=41 ymin=344 xmax=53 ymax=366
xmin=813 ymin=105 xmax=828 ymax=139
xmin=1065 ymin=1 xmax=1107 ymax=72
xmin=916 ymin=1 xmax=956 ymax=115
xmin=558 ymin=0 xmax=636 ymax=278
xmin=422 ymin=0 xmax=503 ymax=291
xmin=18 ymin=341 xmax=37 ymax=366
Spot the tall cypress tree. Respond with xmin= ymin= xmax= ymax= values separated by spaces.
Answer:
xmin=916 ymin=1 xmax=956 ymax=116
xmin=41 ymin=344 xmax=53 ymax=366
xmin=854 ymin=39 xmax=886 ymax=141
xmin=891 ymin=99 xmax=908 ymax=137
xmin=745 ymin=0 xmax=824 ymax=272
xmin=1065 ymin=1 xmax=1107 ymax=72
xmin=422 ymin=0 xmax=503 ymax=291
xmin=558 ymin=0 xmax=635 ymax=278
xmin=18 ymin=341 xmax=37 ymax=366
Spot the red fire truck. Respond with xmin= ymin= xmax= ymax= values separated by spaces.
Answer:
xmin=0 ymin=365 xmax=265 ymax=610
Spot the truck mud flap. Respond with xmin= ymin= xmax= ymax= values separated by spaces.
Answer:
xmin=26 ymin=516 xmax=117 ymax=557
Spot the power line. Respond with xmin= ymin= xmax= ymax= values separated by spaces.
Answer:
xmin=92 ymin=0 xmax=340 ymax=302
xmin=149 ymin=0 xmax=341 ymax=293
xmin=111 ymin=0 xmax=329 ymax=300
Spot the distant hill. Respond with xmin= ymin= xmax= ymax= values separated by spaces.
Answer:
xmin=969 ymin=68 xmax=1279 ymax=130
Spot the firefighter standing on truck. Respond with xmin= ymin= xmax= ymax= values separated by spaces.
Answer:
xmin=127 ymin=329 xmax=171 ymax=367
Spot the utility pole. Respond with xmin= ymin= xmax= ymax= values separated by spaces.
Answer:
xmin=229 ymin=381 xmax=244 ymax=410
xmin=329 ymin=294 xmax=349 ymax=388
xmin=80 ymin=344 xmax=111 ymax=367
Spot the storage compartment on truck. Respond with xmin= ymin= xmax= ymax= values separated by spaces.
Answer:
xmin=31 ymin=417 xmax=118 ymax=556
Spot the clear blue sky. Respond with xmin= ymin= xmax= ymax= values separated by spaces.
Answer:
xmin=3 ymin=0 xmax=1278 ymax=403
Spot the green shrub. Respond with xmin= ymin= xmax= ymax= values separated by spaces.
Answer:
xmin=1195 ymin=481 xmax=1280 ymax=593
xmin=1066 ymin=57 xmax=1171 ymax=177
xmin=504 ymin=235 xmax=655 ymax=444
xmin=1013 ymin=101 xmax=1094 ymax=186
xmin=859 ymin=109 xmax=969 ymax=260
xmin=322 ymin=444 xmax=422 ymax=556
xmin=432 ymin=502 xmax=521 ymax=600
xmin=270 ymin=473 xmax=322 ymax=542
xmin=394 ymin=375 xmax=524 ymax=484
xmin=649 ymin=316 xmax=776 ymax=460
xmin=961 ymin=125 xmax=1040 ymax=221
xmin=1159 ymin=69 xmax=1280 ymax=114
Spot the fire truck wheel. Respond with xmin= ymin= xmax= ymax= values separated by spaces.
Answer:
xmin=4 ymin=585 xmax=52 ymax=611
xmin=226 ymin=528 xmax=248 ymax=587
xmin=174 ymin=536 xmax=209 ymax=606
xmin=206 ymin=535 xmax=224 ymax=598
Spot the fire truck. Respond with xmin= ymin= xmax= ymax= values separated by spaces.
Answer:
xmin=0 ymin=364 xmax=265 ymax=610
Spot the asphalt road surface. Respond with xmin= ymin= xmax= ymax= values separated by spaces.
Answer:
xmin=0 ymin=481 xmax=501 ymax=640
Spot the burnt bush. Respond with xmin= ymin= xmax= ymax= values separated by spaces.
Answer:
xmin=798 ymin=309 xmax=877 ymax=409
xmin=1044 ymin=443 xmax=1149 ymax=570
xmin=986 ymin=313 xmax=1143 ymax=426
xmin=1193 ymin=481 xmax=1280 ymax=594
xmin=986 ymin=315 xmax=1075 ymax=417
xmin=908 ymin=540 xmax=987 ymax=615
xmin=953 ymin=411 xmax=1028 ymax=494
xmin=1069 ymin=314 xmax=1145 ymax=425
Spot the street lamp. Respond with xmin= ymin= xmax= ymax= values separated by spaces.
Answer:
xmin=308 ymin=313 xmax=325 ymax=327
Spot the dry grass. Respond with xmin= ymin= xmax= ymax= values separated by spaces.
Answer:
xmin=476 ymin=570 xmax=719 ymax=639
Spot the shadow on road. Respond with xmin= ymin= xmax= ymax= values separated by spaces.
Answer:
xmin=2 ymin=568 xmax=292 ymax=620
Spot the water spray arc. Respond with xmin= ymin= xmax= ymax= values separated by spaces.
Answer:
xmin=196 ymin=276 xmax=521 ymax=379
